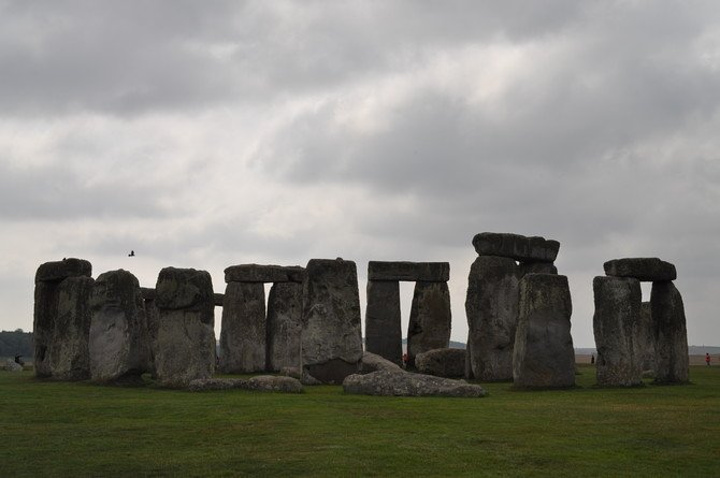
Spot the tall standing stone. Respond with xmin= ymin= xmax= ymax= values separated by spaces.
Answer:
xmin=635 ymin=301 xmax=655 ymax=374
xmin=301 ymin=259 xmax=363 ymax=384
xmin=407 ymin=281 xmax=451 ymax=368
xmin=513 ymin=274 xmax=575 ymax=389
xmin=593 ymin=276 xmax=642 ymax=387
xmin=141 ymin=288 xmax=160 ymax=377
xmin=154 ymin=267 xmax=215 ymax=388
xmin=220 ymin=282 xmax=266 ymax=373
xmin=33 ymin=258 xmax=94 ymax=380
xmin=89 ymin=270 xmax=149 ymax=383
xmin=266 ymin=281 xmax=304 ymax=372
xmin=465 ymin=256 xmax=519 ymax=381
xmin=365 ymin=280 xmax=402 ymax=365
xmin=651 ymin=281 xmax=689 ymax=384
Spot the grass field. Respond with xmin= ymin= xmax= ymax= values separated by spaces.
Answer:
xmin=1 ymin=365 xmax=719 ymax=477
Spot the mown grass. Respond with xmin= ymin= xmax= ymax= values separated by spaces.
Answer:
xmin=1 ymin=365 xmax=718 ymax=477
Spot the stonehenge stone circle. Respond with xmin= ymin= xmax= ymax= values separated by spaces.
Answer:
xmin=343 ymin=370 xmax=487 ymax=398
xmin=604 ymin=258 xmax=677 ymax=282
xmin=154 ymin=267 xmax=216 ymax=387
xmin=301 ymin=258 xmax=363 ymax=384
xmin=465 ymin=255 xmax=520 ymax=381
xmin=33 ymin=258 xmax=94 ymax=380
xmin=407 ymin=281 xmax=452 ymax=368
xmin=415 ymin=348 xmax=466 ymax=378
xmin=266 ymin=281 xmax=304 ymax=372
xmin=89 ymin=269 xmax=149 ymax=383
xmin=365 ymin=261 xmax=451 ymax=367
xmin=651 ymin=281 xmax=689 ymax=384
xmin=593 ymin=276 xmax=643 ymax=387
xmin=513 ymin=274 xmax=575 ymax=389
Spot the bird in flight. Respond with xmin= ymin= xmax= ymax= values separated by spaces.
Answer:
xmin=129 ymin=250 xmax=135 ymax=257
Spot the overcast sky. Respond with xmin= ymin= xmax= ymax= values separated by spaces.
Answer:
xmin=2 ymin=1 xmax=719 ymax=347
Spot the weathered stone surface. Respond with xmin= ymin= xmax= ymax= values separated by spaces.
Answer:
xmin=358 ymin=351 xmax=404 ymax=375
xmin=593 ymin=276 xmax=642 ymax=387
xmin=603 ymin=258 xmax=677 ymax=282
xmin=143 ymin=295 xmax=160 ymax=377
xmin=407 ymin=281 xmax=451 ymax=368
xmin=89 ymin=270 xmax=149 ymax=383
xmin=301 ymin=259 xmax=363 ymax=384
xmin=154 ymin=267 xmax=215 ymax=388
xmin=155 ymin=267 xmax=215 ymax=311
xmin=214 ymin=293 xmax=224 ymax=307
xmin=4 ymin=359 xmax=23 ymax=372
xmin=513 ymin=274 xmax=575 ymax=389
xmin=519 ymin=261 xmax=558 ymax=276
xmin=187 ymin=376 xmax=303 ymax=393
xmin=35 ymin=258 xmax=92 ymax=283
xmin=34 ymin=274 xmax=94 ymax=380
xmin=343 ymin=370 xmax=487 ymax=397
xmin=415 ymin=348 xmax=466 ymax=378
xmin=224 ymin=264 xmax=305 ymax=283
xmin=635 ymin=301 xmax=655 ymax=373
xmin=472 ymin=232 xmax=560 ymax=263
xmin=364 ymin=280 xmax=402 ymax=365
xmin=220 ymin=282 xmax=266 ymax=373
xmin=266 ymin=281 xmax=303 ymax=372
xmin=465 ymin=256 xmax=519 ymax=381
xmin=651 ymin=281 xmax=689 ymax=384
xmin=368 ymin=261 xmax=450 ymax=282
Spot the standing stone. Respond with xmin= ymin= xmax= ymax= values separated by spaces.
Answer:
xmin=88 ymin=270 xmax=149 ymax=383
xmin=635 ymin=301 xmax=655 ymax=374
xmin=33 ymin=258 xmax=93 ymax=380
xmin=266 ymin=281 xmax=304 ymax=372
xmin=301 ymin=259 xmax=363 ymax=384
xmin=593 ymin=276 xmax=642 ymax=387
xmin=513 ymin=274 xmax=575 ymax=389
xmin=142 ymin=289 xmax=160 ymax=377
xmin=154 ymin=267 xmax=215 ymax=388
xmin=220 ymin=282 xmax=266 ymax=373
xmin=465 ymin=256 xmax=519 ymax=381
xmin=365 ymin=280 xmax=403 ymax=365
xmin=407 ymin=281 xmax=451 ymax=368
xmin=651 ymin=281 xmax=689 ymax=384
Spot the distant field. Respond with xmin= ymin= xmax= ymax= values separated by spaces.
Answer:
xmin=1 ymin=365 xmax=719 ymax=477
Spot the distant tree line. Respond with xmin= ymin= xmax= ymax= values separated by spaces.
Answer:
xmin=0 ymin=329 xmax=33 ymax=359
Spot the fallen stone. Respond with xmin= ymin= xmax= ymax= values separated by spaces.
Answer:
xmin=407 ymin=281 xmax=452 ymax=368
xmin=415 ymin=348 xmax=466 ymax=378
xmin=343 ymin=370 xmax=487 ymax=397
xmin=651 ymin=281 xmax=689 ymax=384
xmin=4 ymin=360 xmax=23 ymax=372
xmin=367 ymin=261 xmax=450 ymax=282
xmin=89 ymin=269 xmax=149 ymax=383
xmin=603 ymin=258 xmax=677 ymax=282
xmin=358 ymin=351 xmax=404 ymax=374
xmin=154 ymin=267 xmax=216 ymax=388
xmin=187 ymin=378 xmax=249 ymax=391
xmin=465 ymin=256 xmax=519 ymax=381
xmin=513 ymin=274 xmax=575 ymax=389
xmin=220 ymin=282 xmax=266 ymax=373
xmin=301 ymin=259 xmax=363 ymax=384
xmin=246 ymin=375 xmax=303 ymax=393
xmin=266 ymin=281 xmax=304 ymax=372
xmin=35 ymin=258 xmax=92 ymax=283
xmin=224 ymin=264 xmax=305 ymax=283
xmin=364 ymin=280 xmax=403 ymax=365
xmin=472 ymin=233 xmax=560 ymax=263
xmin=593 ymin=276 xmax=642 ymax=387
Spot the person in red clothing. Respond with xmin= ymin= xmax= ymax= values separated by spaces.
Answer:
xmin=706 ymin=353 xmax=711 ymax=366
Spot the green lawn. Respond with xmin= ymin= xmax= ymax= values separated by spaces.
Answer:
xmin=1 ymin=365 xmax=719 ymax=477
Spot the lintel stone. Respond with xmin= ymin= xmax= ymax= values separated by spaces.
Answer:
xmin=472 ymin=232 xmax=559 ymax=263
xmin=224 ymin=264 xmax=305 ymax=283
xmin=35 ymin=258 xmax=92 ymax=283
xmin=604 ymin=258 xmax=677 ymax=282
xmin=367 ymin=261 xmax=449 ymax=282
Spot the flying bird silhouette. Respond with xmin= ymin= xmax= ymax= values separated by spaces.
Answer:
xmin=128 ymin=250 xmax=135 ymax=257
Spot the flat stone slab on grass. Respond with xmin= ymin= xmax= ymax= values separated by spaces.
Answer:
xmin=224 ymin=264 xmax=305 ymax=283
xmin=603 ymin=258 xmax=677 ymax=282
xmin=343 ymin=370 xmax=486 ymax=397
xmin=472 ymin=232 xmax=560 ymax=263
xmin=187 ymin=375 xmax=303 ymax=393
xmin=368 ymin=261 xmax=450 ymax=282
